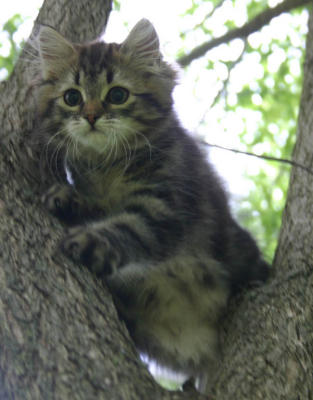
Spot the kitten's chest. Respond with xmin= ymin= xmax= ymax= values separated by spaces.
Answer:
xmin=72 ymin=167 xmax=140 ymax=213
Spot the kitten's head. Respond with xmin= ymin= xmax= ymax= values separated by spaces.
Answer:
xmin=36 ymin=19 xmax=176 ymax=162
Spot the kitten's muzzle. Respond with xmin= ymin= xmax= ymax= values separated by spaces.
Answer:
xmin=85 ymin=114 xmax=100 ymax=127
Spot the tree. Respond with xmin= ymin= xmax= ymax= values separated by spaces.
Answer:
xmin=0 ymin=0 xmax=312 ymax=399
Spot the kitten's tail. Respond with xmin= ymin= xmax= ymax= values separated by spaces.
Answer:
xmin=226 ymin=221 xmax=271 ymax=293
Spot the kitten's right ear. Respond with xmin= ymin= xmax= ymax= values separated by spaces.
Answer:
xmin=37 ymin=26 xmax=77 ymax=79
xmin=121 ymin=19 xmax=160 ymax=63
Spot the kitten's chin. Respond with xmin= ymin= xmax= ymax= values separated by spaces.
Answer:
xmin=75 ymin=133 xmax=107 ymax=153
xmin=66 ymin=120 xmax=127 ymax=157
xmin=66 ymin=122 xmax=107 ymax=153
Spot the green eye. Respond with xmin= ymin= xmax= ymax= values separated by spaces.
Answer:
xmin=64 ymin=89 xmax=82 ymax=107
xmin=106 ymin=87 xmax=129 ymax=105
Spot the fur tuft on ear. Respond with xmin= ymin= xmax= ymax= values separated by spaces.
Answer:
xmin=37 ymin=26 xmax=77 ymax=79
xmin=121 ymin=19 xmax=160 ymax=62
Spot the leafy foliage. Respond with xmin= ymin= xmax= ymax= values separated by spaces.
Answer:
xmin=228 ymin=27 xmax=304 ymax=259
xmin=113 ymin=0 xmax=121 ymax=12
xmin=0 ymin=14 xmax=24 ymax=79
xmin=178 ymin=1 xmax=307 ymax=260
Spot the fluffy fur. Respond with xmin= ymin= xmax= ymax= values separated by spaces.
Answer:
xmin=35 ymin=19 xmax=269 ymax=393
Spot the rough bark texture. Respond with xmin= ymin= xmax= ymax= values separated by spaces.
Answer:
xmin=0 ymin=0 xmax=312 ymax=399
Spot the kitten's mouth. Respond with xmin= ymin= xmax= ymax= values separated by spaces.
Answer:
xmin=85 ymin=125 xmax=103 ymax=135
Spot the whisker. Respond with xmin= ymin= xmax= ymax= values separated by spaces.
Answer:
xmin=42 ymin=127 xmax=67 ymax=179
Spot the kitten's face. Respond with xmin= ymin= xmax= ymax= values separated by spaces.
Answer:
xmin=37 ymin=19 xmax=176 ymax=161
xmin=43 ymin=48 xmax=146 ymax=154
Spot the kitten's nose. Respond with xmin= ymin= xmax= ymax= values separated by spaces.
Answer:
xmin=83 ymin=101 xmax=103 ymax=127
xmin=85 ymin=114 xmax=99 ymax=126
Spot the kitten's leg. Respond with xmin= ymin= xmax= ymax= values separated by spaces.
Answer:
xmin=61 ymin=214 xmax=152 ymax=277
xmin=106 ymin=255 xmax=228 ymax=392
xmin=62 ymin=226 xmax=122 ymax=276
xmin=42 ymin=184 xmax=94 ymax=224
xmin=61 ymin=195 xmax=183 ymax=276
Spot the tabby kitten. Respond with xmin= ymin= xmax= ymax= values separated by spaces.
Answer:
xmin=36 ymin=19 xmax=269 ymax=393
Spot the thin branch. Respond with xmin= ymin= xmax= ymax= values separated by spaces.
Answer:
xmin=178 ymin=0 xmax=311 ymax=67
xmin=202 ymin=141 xmax=313 ymax=176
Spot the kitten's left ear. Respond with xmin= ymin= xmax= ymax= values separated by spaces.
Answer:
xmin=121 ymin=19 xmax=160 ymax=62
xmin=37 ymin=26 xmax=78 ymax=79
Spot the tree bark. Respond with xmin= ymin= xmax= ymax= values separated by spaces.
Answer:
xmin=0 ymin=0 xmax=312 ymax=399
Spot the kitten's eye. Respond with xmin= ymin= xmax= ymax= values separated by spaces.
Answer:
xmin=64 ymin=89 xmax=82 ymax=107
xmin=106 ymin=87 xmax=129 ymax=105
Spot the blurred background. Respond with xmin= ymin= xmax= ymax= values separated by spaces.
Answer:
xmin=0 ymin=0 xmax=308 ymax=262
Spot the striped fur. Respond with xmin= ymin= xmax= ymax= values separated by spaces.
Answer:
xmin=36 ymin=19 xmax=269 ymax=393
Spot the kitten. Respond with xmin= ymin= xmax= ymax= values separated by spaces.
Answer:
xmin=35 ymin=19 xmax=269 ymax=393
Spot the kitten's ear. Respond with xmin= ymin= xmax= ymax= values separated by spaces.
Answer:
xmin=37 ymin=26 xmax=77 ymax=79
xmin=121 ymin=19 xmax=160 ymax=62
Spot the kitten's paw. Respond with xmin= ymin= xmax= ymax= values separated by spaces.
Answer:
xmin=182 ymin=377 xmax=197 ymax=393
xmin=42 ymin=184 xmax=79 ymax=222
xmin=62 ymin=227 xmax=116 ymax=276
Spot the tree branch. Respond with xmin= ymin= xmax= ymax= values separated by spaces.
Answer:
xmin=202 ymin=141 xmax=313 ymax=176
xmin=177 ymin=0 xmax=311 ymax=67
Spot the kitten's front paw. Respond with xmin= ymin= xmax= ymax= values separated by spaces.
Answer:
xmin=42 ymin=184 xmax=79 ymax=222
xmin=62 ymin=227 xmax=117 ymax=277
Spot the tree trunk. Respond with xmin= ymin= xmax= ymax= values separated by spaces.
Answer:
xmin=0 ymin=1 xmax=312 ymax=399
